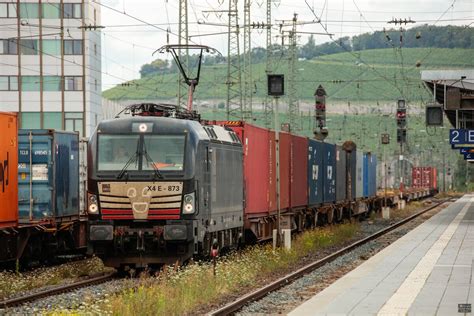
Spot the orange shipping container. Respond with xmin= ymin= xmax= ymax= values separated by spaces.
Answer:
xmin=0 ymin=112 xmax=18 ymax=228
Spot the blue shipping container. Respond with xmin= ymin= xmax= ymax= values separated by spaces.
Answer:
xmin=363 ymin=153 xmax=369 ymax=198
xmin=348 ymin=150 xmax=357 ymax=200
xmin=369 ymin=155 xmax=377 ymax=197
xmin=322 ymin=142 xmax=336 ymax=203
xmin=18 ymin=130 xmax=80 ymax=222
xmin=355 ymin=150 xmax=364 ymax=199
xmin=307 ymin=139 xmax=324 ymax=205
xmin=335 ymin=145 xmax=346 ymax=202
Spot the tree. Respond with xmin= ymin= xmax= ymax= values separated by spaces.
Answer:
xmin=300 ymin=35 xmax=317 ymax=59
xmin=139 ymin=59 xmax=169 ymax=77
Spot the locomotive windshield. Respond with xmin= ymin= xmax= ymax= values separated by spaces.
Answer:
xmin=143 ymin=135 xmax=185 ymax=171
xmin=97 ymin=134 xmax=185 ymax=172
xmin=98 ymin=135 xmax=140 ymax=171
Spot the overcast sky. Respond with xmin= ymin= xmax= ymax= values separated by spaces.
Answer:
xmin=99 ymin=0 xmax=473 ymax=90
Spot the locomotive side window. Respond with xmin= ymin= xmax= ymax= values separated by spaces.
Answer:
xmin=98 ymin=135 xmax=140 ymax=171
xmin=143 ymin=135 xmax=185 ymax=171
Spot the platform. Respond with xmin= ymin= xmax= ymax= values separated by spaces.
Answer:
xmin=290 ymin=195 xmax=474 ymax=316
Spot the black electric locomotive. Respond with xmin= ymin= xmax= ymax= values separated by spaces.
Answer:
xmin=86 ymin=104 xmax=244 ymax=268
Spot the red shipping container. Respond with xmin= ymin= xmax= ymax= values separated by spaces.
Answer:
xmin=268 ymin=131 xmax=277 ymax=213
xmin=233 ymin=123 xmax=272 ymax=216
xmin=278 ymin=132 xmax=291 ymax=210
xmin=0 ymin=112 xmax=18 ymax=228
xmin=290 ymin=134 xmax=308 ymax=208
xmin=431 ymin=167 xmax=438 ymax=190
xmin=213 ymin=122 xmax=292 ymax=216
xmin=412 ymin=166 xmax=437 ymax=190
xmin=412 ymin=167 xmax=422 ymax=188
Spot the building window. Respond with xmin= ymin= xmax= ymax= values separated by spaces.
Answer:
xmin=21 ymin=113 xmax=41 ymax=129
xmin=63 ymin=3 xmax=82 ymax=19
xmin=0 ymin=39 xmax=17 ymax=55
xmin=94 ymin=79 xmax=98 ymax=91
xmin=43 ymin=76 xmax=62 ymax=91
xmin=42 ymin=39 xmax=61 ymax=55
xmin=43 ymin=112 xmax=62 ymax=130
xmin=63 ymin=40 xmax=82 ymax=55
xmin=64 ymin=76 xmax=83 ymax=91
xmin=94 ymin=43 xmax=97 ymax=56
xmin=21 ymin=76 xmax=62 ymax=91
xmin=20 ymin=39 xmax=39 ymax=55
xmin=0 ymin=3 xmax=18 ymax=18
xmin=19 ymin=3 xmax=39 ymax=19
xmin=42 ymin=3 xmax=60 ymax=19
xmin=0 ymin=76 xmax=18 ymax=91
xmin=20 ymin=113 xmax=63 ymax=130
xmin=65 ymin=112 xmax=83 ymax=137
xmin=21 ymin=76 xmax=40 ymax=91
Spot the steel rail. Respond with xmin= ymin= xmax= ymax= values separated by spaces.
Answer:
xmin=0 ymin=272 xmax=116 ymax=308
xmin=209 ymin=198 xmax=450 ymax=316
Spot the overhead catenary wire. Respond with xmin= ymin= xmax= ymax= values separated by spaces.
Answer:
xmin=93 ymin=0 xmax=199 ymax=45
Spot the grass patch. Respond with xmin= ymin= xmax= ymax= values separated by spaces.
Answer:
xmin=0 ymin=256 xmax=112 ymax=300
xmin=435 ymin=191 xmax=464 ymax=199
xmin=105 ymin=223 xmax=359 ymax=315
xmin=103 ymin=48 xmax=474 ymax=102
xmin=390 ymin=201 xmax=423 ymax=219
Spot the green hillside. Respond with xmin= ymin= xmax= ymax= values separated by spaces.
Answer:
xmin=103 ymin=47 xmax=474 ymax=102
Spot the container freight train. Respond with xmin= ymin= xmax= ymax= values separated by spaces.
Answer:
xmin=0 ymin=112 xmax=87 ymax=264
xmin=86 ymin=104 xmax=382 ymax=268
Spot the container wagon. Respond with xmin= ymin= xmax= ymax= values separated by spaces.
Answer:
xmin=0 ymin=126 xmax=87 ymax=264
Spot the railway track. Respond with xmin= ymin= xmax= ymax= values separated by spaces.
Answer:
xmin=0 ymin=272 xmax=116 ymax=308
xmin=209 ymin=198 xmax=450 ymax=316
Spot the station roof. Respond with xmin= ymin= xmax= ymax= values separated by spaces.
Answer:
xmin=421 ymin=69 xmax=474 ymax=129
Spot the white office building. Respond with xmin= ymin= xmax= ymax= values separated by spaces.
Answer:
xmin=0 ymin=0 xmax=101 ymax=137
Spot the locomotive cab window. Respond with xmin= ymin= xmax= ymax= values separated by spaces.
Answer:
xmin=97 ymin=134 xmax=185 ymax=172
xmin=98 ymin=134 xmax=140 ymax=171
xmin=143 ymin=135 xmax=185 ymax=171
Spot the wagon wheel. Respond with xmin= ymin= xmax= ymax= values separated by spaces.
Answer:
xmin=314 ymin=212 xmax=319 ymax=228
xmin=336 ymin=207 xmax=343 ymax=222
xmin=345 ymin=206 xmax=354 ymax=223
xmin=327 ymin=208 xmax=334 ymax=224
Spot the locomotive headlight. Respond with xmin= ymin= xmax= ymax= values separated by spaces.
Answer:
xmin=182 ymin=192 xmax=195 ymax=214
xmin=87 ymin=193 xmax=99 ymax=214
xmin=89 ymin=203 xmax=98 ymax=213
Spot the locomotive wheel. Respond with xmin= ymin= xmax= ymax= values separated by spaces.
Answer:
xmin=327 ymin=209 xmax=334 ymax=224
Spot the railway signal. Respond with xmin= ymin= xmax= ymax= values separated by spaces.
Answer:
xmin=396 ymin=108 xmax=407 ymax=128
xmin=314 ymin=85 xmax=329 ymax=141
xmin=426 ymin=103 xmax=444 ymax=126
xmin=396 ymin=99 xmax=407 ymax=144
xmin=397 ymin=129 xmax=407 ymax=143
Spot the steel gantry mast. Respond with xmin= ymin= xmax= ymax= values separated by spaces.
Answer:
xmin=287 ymin=14 xmax=299 ymax=131
xmin=278 ymin=13 xmax=299 ymax=131
xmin=242 ymin=0 xmax=253 ymax=120
xmin=263 ymin=0 xmax=274 ymax=128
xmin=178 ymin=0 xmax=189 ymax=109
xmin=226 ymin=0 xmax=243 ymax=119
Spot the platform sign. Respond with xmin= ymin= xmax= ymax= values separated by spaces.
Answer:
xmin=450 ymin=129 xmax=474 ymax=146
xmin=460 ymin=148 xmax=474 ymax=154
xmin=464 ymin=152 xmax=474 ymax=160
